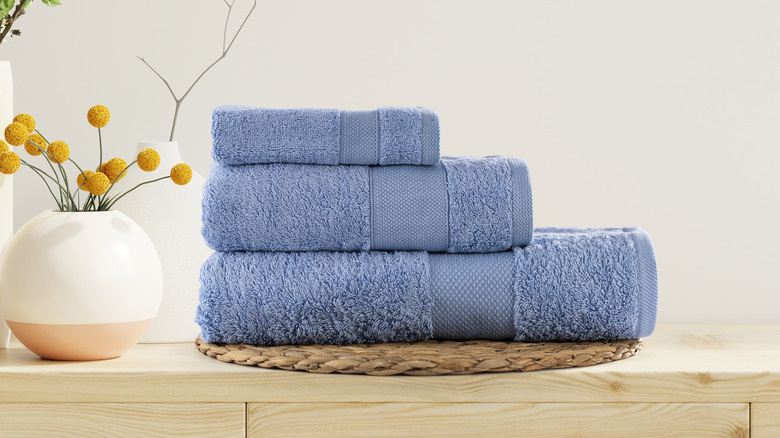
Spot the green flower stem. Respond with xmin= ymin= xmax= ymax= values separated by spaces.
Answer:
xmin=68 ymin=157 xmax=88 ymax=180
xmin=33 ymin=129 xmax=50 ymax=144
xmin=99 ymin=160 xmax=137 ymax=201
xmin=105 ymin=176 xmax=170 ymax=210
xmin=68 ymin=157 xmax=91 ymax=210
xmin=27 ymin=139 xmax=65 ymax=206
xmin=98 ymin=127 xmax=103 ymax=168
xmin=97 ymin=127 xmax=103 ymax=206
xmin=84 ymin=193 xmax=96 ymax=212
xmin=53 ymin=159 xmax=76 ymax=211
xmin=20 ymin=161 xmax=64 ymax=210
xmin=19 ymin=159 xmax=71 ymax=194
xmin=70 ymin=183 xmax=85 ymax=204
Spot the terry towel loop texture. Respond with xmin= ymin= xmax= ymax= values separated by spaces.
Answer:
xmin=201 ymin=156 xmax=533 ymax=253
xmin=211 ymin=106 xmax=440 ymax=166
xmin=196 ymin=228 xmax=658 ymax=346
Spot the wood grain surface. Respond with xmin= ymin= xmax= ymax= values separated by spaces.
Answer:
xmin=0 ymin=403 xmax=245 ymax=437
xmin=247 ymin=402 xmax=749 ymax=438
xmin=0 ymin=323 xmax=776 ymax=403
xmin=751 ymin=403 xmax=780 ymax=438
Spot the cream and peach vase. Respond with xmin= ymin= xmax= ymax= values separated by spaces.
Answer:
xmin=0 ymin=210 xmax=162 ymax=360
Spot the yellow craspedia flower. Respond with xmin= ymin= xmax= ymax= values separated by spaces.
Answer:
xmin=25 ymin=133 xmax=48 ymax=156
xmin=0 ymin=139 xmax=8 ymax=154
xmin=86 ymin=171 xmax=110 ymax=195
xmin=12 ymin=113 xmax=35 ymax=132
xmin=4 ymin=122 xmax=30 ymax=146
xmin=87 ymin=105 xmax=110 ymax=128
xmin=0 ymin=151 xmax=20 ymax=174
xmin=170 ymin=163 xmax=192 ymax=185
xmin=137 ymin=148 xmax=160 ymax=172
xmin=76 ymin=170 xmax=93 ymax=191
xmin=101 ymin=157 xmax=127 ymax=183
xmin=47 ymin=140 xmax=70 ymax=163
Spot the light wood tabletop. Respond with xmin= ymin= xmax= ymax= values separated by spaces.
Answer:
xmin=0 ymin=323 xmax=774 ymax=437
xmin=0 ymin=322 xmax=777 ymax=404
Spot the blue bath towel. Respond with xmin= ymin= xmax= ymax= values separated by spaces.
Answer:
xmin=211 ymin=106 xmax=440 ymax=165
xmin=196 ymin=228 xmax=657 ymax=345
xmin=202 ymin=156 xmax=533 ymax=253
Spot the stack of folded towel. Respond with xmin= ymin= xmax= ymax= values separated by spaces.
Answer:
xmin=197 ymin=106 xmax=658 ymax=346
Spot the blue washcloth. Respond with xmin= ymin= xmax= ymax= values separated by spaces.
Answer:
xmin=201 ymin=156 xmax=533 ymax=253
xmin=196 ymin=228 xmax=657 ymax=345
xmin=211 ymin=106 xmax=440 ymax=165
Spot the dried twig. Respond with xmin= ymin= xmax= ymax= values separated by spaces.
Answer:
xmin=0 ymin=0 xmax=31 ymax=45
xmin=138 ymin=0 xmax=257 ymax=141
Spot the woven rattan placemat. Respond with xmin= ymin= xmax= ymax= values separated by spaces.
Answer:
xmin=196 ymin=338 xmax=642 ymax=376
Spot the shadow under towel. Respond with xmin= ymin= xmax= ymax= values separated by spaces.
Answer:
xmin=201 ymin=156 xmax=533 ymax=253
xmin=211 ymin=106 xmax=439 ymax=166
xmin=197 ymin=228 xmax=657 ymax=345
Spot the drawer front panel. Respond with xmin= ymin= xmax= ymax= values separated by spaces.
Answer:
xmin=0 ymin=403 xmax=245 ymax=437
xmin=752 ymin=403 xmax=780 ymax=438
xmin=248 ymin=402 xmax=748 ymax=438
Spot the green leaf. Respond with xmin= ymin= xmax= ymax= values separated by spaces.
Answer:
xmin=40 ymin=0 xmax=62 ymax=5
xmin=0 ymin=0 xmax=15 ymax=18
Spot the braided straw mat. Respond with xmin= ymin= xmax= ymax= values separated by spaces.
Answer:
xmin=196 ymin=338 xmax=642 ymax=376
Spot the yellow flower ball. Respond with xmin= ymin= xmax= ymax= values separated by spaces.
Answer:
xmin=170 ymin=163 xmax=192 ymax=185
xmin=87 ymin=105 xmax=110 ymax=128
xmin=0 ymin=151 xmax=20 ymax=175
xmin=47 ymin=140 xmax=70 ymax=163
xmin=101 ymin=157 xmax=127 ymax=183
xmin=87 ymin=171 xmax=110 ymax=195
xmin=0 ymin=139 xmax=8 ymax=154
xmin=4 ymin=122 xmax=30 ymax=146
xmin=76 ymin=170 xmax=93 ymax=191
xmin=12 ymin=113 xmax=35 ymax=133
xmin=137 ymin=148 xmax=160 ymax=172
xmin=25 ymin=133 xmax=48 ymax=156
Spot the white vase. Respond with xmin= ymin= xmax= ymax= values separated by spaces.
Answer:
xmin=0 ymin=61 xmax=14 ymax=350
xmin=113 ymin=141 xmax=211 ymax=343
xmin=0 ymin=210 xmax=162 ymax=360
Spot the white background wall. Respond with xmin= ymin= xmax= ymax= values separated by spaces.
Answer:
xmin=3 ymin=0 xmax=779 ymax=323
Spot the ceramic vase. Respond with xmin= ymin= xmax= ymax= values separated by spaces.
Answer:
xmin=0 ymin=210 xmax=162 ymax=360
xmin=113 ymin=141 xmax=211 ymax=343
xmin=0 ymin=61 xmax=14 ymax=349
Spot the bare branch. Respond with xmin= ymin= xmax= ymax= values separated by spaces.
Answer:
xmin=138 ymin=0 xmax=257 ymax=141
xmin=222 ymin=0 xmax=233 ymax=52
xmin=179 ymin=52 xmax=226 ymax=103
xmin=179 ymin=0 xmax=256 ymax=106
xmin=136 ymin=56 xmax=179 ymax=101
xmin=226 ymin=0 xmax=256 ymax=53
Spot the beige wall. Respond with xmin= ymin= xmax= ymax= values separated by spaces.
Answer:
xmin=3 ymin=0 xmax=779 ymax=323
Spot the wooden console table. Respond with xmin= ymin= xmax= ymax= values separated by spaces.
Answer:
xmin=0 ymin=323 xmax=776 ymax=437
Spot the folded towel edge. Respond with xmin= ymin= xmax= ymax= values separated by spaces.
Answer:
xmin=628 ymin=227 xmax=658 ymax=339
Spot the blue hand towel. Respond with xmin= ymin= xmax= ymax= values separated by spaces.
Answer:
xmin=196 ymin=228 xmax=657 ymax=345
xmin=211 ymin=106 xmax=440 ymax=165
xmin=202 ymin=156 xmax=533 ymax=253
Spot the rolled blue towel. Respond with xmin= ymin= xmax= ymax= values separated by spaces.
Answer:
xmin=202 ymin=156 xmax=533 ymax=253
xmin=211 ymin=106 xmax=440 ymax=165
xmin=197 ymin=228 xmax=657 ymax=345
